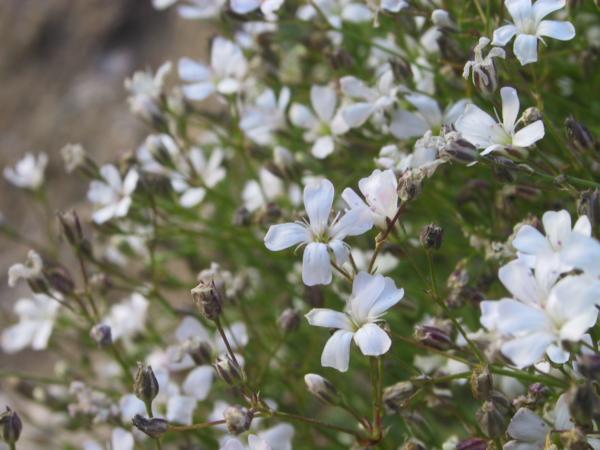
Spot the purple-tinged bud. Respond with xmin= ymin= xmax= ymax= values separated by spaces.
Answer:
xmin=566 ymin=382 xmax=599 ymax=426
xmin=304 ymin=374 xmax=341 ymax=405
xmin=476 ymin=400 xmax=508 ymax=438
xmin=191 ymin=280 xmax=223 ymax=320
xmin=566 ymin=116 xmax=596 ymax=153
xmin=0 ymin=407 xmax=22 ymax=445
xmin=224 ymin=405 xmax=253 ymax=435
xmin=132 ymin=415 xmax=168 ymax=438
xmin=134 ymin=363 xmax=159 ymax=408
xmin=420 ymin=223 xmax=444 ymax=250
xmin=278 ymin=308 xmax=301 ymax=333
xmin=45 ymin=266 xmax=75 ymax=296
xmin=383 ymin=381 xmax=418 ymax=414
xmin=578 ymin=190 xmax=600 ymax=229
xmin=189 ymin=341 xmax=213 ymax=366
xmin=90 ymin=324 xmax=112 ymax=347
xmin=441 ymin=136 xmax=478 ymax=164
xmin=578 ymin=354 xmax=600 ymax=381
xmin=414 ymin=325 xmax=453 ymax=350
xmin=456 ymin=437 xmax=488 ymax=450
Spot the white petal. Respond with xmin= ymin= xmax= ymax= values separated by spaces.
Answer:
xmin=406 ymin=94 xmax=442 ymax=129
xmin=259 ymin=423 xmax=294 ymax=450
xmin=537 ymin=20 xmax=575 ymax=41
xmin=305 ymin=308 xmax=352 ymax=330
xmin=501 ymin=332 xmax=555 ymax=368
xmin=532 ymin=0 xmax=566 ymax=23
xmin=389 ymin=109 xmax=429 ymax=139
xmin=349 ymin=272 xmax=386 ymax=320
xmin=341 ymin=188 xmax=368 ymax=210
xmin=542 ymin=210 xmax=571 ymax=250
xmin=180 ymin=188 xmax=206 ymax=208
xmin=311 ymin=136 xmax=335 ymax=159
xmin=311 ymin=85 xmax=337 ymax=122
xmin=321 ymin=329 xmax=354 ymax=372
xmin=573 ymin=215 xmax=592 ymax=237
xmin=330 ymin=207 xmax=373 ymax=239
xmin=353 ymin=323 xmax=391 ymax=356
xmin=248 ymin=435 xmax=272 ymax=450
xmin=341 ymin=4 xmax=372 ymax=22
xmin=493 ymin=299 xmax=551 ymax=335
xmin=231 ymin=0 xmax=261 ymax=13
xmin=513 ymin=121 xmax=545 ymax=147
xmin=183 ymin=366 xmax=214 ymax=400
xmin=167 ymin=395 xmax=197 ymax=425
xmin=178 ymin=58 xmax=211 ymax=81
xmin=341 ymin=103 xmax=375 ymax=128
xmin=303 ymin=178 xmax=334 ymax=233
xmin=507 ymin=408 xmax=550 ymax=442
xmin=562 ymin=234 xmax=600 ymax=277
xmin=264 ymin=223 xmax=310 ymax=251
xmin=175 ymin=316 xmax=211 ymax=342
xmin=501 ymin=87 xmax=520 ymax=132
xmin=368 ymin=277 xmax=404 ymax=319
xmin=328 ymin=239 xmax=349 ymax=265
xmin=513 ymin=33 xmax=539 ymax=65
xmin=289 ymin=103 xmax=318 ymax=129
xmin=302 ymin=242 xmax=332 ymax=286
xmin=512 ymin=224 xmax=551 ymax=256
xmin=112 ymin=428 xmax=135 ymax=450
xmin=506 ymin=0 xmax=532 ymax=24
xmin=492 ymin=24 xmax=518 ymax=46
xmin=221 ymin=438 xmax=246 ymax=450
xmin=546 ymin=344 xmax=570 ymax=364
xmin=182 ymin=82 xmax=216 ymax=101
xmin=340 ymin=76 xmax=375 ymax=100
xmin=455 ymin=104 xmax=503 ymax=149
xmin=498 ymin=259 xmax=540 ymax=306
xmin=123 ymin=170 xmax=139 ymax=195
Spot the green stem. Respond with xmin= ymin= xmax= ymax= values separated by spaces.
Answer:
xmin=270 ymin=410 xmax=366 ymax=439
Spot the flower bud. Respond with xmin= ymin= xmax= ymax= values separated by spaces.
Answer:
xmin=45 ymin=266 xmax=75 ymax=296
xmin=420 ymin=223 xmax=444 ymax=250
xmin=456 ymin=438 xmax=488 ymax=450
xmin=304 ymin=373 xmax=341 ymax=405
xmin=390 ymin=57 xmax=413 ymax=83
xmin=134 ymin=363 xmax=159 ymax=408
xmin=145 ymin=135 xmax=175 ymax=168
xmin=398 ymin=173 xmax=423 ymax=202
xmin=213 ymin=355 xmax=244 ymax=386
xmin=188 ymin=341 xmax=213 ymax=366
xmin=234 ymin=207 xmax=252 ymax=226
xmin=566 ymin=382 xmax=599 ymax=426
xmin=224 ymin=405 xmax=253 ymax=435
xmin=383 ymin=381 xmax=418 ymax=414
xmin=522 ymin=107 xmax=543 ymax=126
xmin=0 ymin=407 xmax=22 ymax=445
xmin=191 ymin=280 xmax=223 ymax=320
xmin=476 ymin=400 xmax=508 ymax=438
xmin=57 ymin=210 xmax=85 ymax=248
xmin=90 ymin=324 xmax=112 ymax=347
xmin=578 ymin=190 xmax=600 ymax=229
xmin=470 ymin=366 xmax=493 ymax=400
xmin=132 ymin=415 xmax=168 ymax=438
xmin=566 ymin=116 xmax=595 ymax=153
xmin=577 ymin=354 xmax=600 ymax=381
xmin=431 ymin=9 xmax=457 ymax=31
xmin=441 ymin=136 xmax=478 ymax=164
xmin=414 ymin=325 xmax=452 ymax=350
xmin=278 ymin=308 xmax=301 ymax=333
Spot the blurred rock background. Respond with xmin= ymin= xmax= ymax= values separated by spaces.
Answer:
xmin=0 ymin=1 xmax=210 ymax=444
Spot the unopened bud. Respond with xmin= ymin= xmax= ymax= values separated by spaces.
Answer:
xmin=90 ymin=324 xmax=112 ymax=347
xmin=0 ymin=407 xmax=22 ymax=445
xmin=213 ymin=355 xmax=244 ymax=386
xmin=522 ymin=107 xmax=543 ymax=126
xmin=132 ymin=415 xmax=168 ymax=438
xmin=58 ymin=210 xmax=85 ymax=247
xmin=278 ymin=308 xmax=301 ymax=333
xmin=189 ymin=341 xmax=213 ymax=366
xmin=456 ymin=438 xmax=488 ymax=450
xmin=431 ymin=9 xmax=457 ymax=31
xmin=566 ymin=116 xmax=595 ymax=153
xmin=441 ymin=136 xmax=478 ymax=164
xmin=304 ymin=373 xmax=340 ymax=405
xmin=390 ymin=57 xmax=413 ymax=83
xmin=566 ymin=382 xmax=599 ymax=426
xmin=398 ymin=173 xmax=422 ymax=202
xmin=470 ymin=366 xmax=493 ymax=400
xmin=414 ymin=325 xmax=452 ymax=350
xmin=191 ymin=280 xmax=223 ymax=320
xmin=45 ymin=266 xmax=75 ymax=295
xmin=476 ymin=399 xmax=508 ymax=438
xmin=134 ymin=363 xmax=159 ymax=408
xmin=234 ymin=207 xmax=252 ymax=226
xmin=420 ymin=223 xmax=444 ymax=250
xmin=224 ymin=405 xmax=253 ymax=435
xmin=383 ymin=381 xmax=418 ymax=414
xmin=578 ymin=354 xmax=600 ymax=381
xmin=578 ymin=190 xmax=600 ymax=229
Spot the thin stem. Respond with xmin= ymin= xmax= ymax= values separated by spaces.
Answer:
xmin=168 ymin=419 xmax=226 ymax=432
xmin=368 ymin=206 xmax=404 ymax=274
xmin=215 ymin=317 xmax=240 ymax=368
xmin=270 ymin=410 xmax=366 ymax=439
xmin=331 ymin=260 xmax=353 ymax=282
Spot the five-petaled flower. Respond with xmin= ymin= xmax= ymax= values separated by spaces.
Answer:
xmin=305 ymin=271 xmax=404 ymax=372
xmin=87 ymin=165 xmax=139 ymax=224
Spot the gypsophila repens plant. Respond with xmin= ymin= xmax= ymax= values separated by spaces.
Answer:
xmin=2 ymin=0 xmax=600 ymax=448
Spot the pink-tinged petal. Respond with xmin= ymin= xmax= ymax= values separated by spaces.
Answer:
xmin=513 ymin=33 xmax=539 ymax=65
xmin=264 ymin=223 xmax=310 ymax=251
xmin=498 ymin=259 xmax=541 ymax=306
xmin=341 ymin=103 xmax=375 ymax=128
xmin=178 ymin=58 xmax=211 ymax=81
xmin=304 ymin=178 xmax=334 ymax=233
xmin=389 ymin=109 xmax=429 ymax=140
xmin=537 ymin=20 xmax=575 ymax=41
xmin=305 ymin=308 xmax=352 ymax=330
xmin=182 ymin=81 xmax=216 ymax=101
xmin=501 ymin=331 xmax=555 ymax=368
xmin=289 ymin=103 xmax=318 ymax=129
xmin=542 ymin=210 xmax=571 ymax=250
xmin=302 ymin=242 xmax=332 ymax=286
xmin=368 ymin=277 xmax=404 ymax=319
xmin=573 ymin=215 xmax=592 ymax=237
xmin=512 ymin=224 xmax=551 ymax=255
xmin=353 ymin=323 xmax=391 ymax=356
xmin=311 ymin=136 xmax=335 ymax=159
xmin=501 ymin=87 xmax=520 ymax=132
xmin=492 ymin=24 xmax=518 ymax=46
xmin=507 ymin=408 xmax=550 ymax=442
xmin=311 ymin=85 xmax=337 ymax=122
xmin=321 ymin=329 xmax=354 ymax=372
xmin=231 ymin=0 xmax=261 ymax=13
xmin=513 ymin=121 xmax=545 ymax=147
xmin=532 ymin=0 xmax=566 ymax=23
xmin=455 ymin=104 xmax=502 ymax=149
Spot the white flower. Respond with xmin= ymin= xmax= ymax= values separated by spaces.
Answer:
xmin=83 ymin=428 xmax=134 ymax=450
xmin=480 ymin=258 xmax=600 ymax=368
xmin=61 ymin=143 xmax=87 ymax=173
xmin=175 ymin=0 xmax=225 ymax=19
xmin=342 ymin=169 xmax=398 ymax=229
xmin=125 ymin=62 xmax=172 ymax=100
xmin=178 ymin=37 xmax=247 ymax=101
xmin=8 ymin=250 xmax=43 ymax=287
xmin=289 ymin=85 xmax=349 ymax=159
xmin=242 ymin=167 xmax=301 ymax=213
xmin=492 ymin=0 xmax=575 ymax=65
xmin=505 ymin=407 xmax=550 ymax=450
xmin=1 ymin=294 xmax=59 ymax=354
xmin=264 ymin=178 xmax=373 ymax=286
xmin=390 ymin=95 xmax=468 ymax=140
xmin=3 ymin=152 xmax=48 ymax=190
xmin=512 ymin=209 xmax=591 ymax=270
xmin=305 ymin=271 xmax=404 ymax=371
xmin=296 ymin=0 xmax=372 ymax=29
xmin=103 ymin=293 xmax=149 ymax=342
xmin=378 ymin=0 xmax=408 ymax=14
xmin=463 ymin=37 xmax=506 ymax=93
xmin=87 ymin=165 xmax=139 ymax=224
xmin=171 ymin=147 xmax=227 ymax=208
xmin=240 ymin=87 xmax=290 ymax=146
xmin=340 ymin=69 xmax=400 ymax=128
xmin=230 ymin=0 xmax=284 ymax=17
xmin=221 ymin=435 xmax=272 ymax=450
xmin=455 ymin=86 xmax=545 ymax=156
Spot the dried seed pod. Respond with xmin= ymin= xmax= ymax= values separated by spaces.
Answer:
xmin=420 ymin=223 xmax=444 ymax=250
xmin=213 ymin=355 xmax=244 ymax=386
xmin=414 ymin=325 xmax=453 ymax=350
xmin=476 ymin=399 xmax=508 ymax=438
xmin=132 ymin=415 xmax=168 ymax=438
xmin=134 ymin=363 xmax=159 ymax=408
xmin=191 ymin=280 xmax=223 ymax=320
xmin=224 ymin=405 xmax=253 ymax=435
